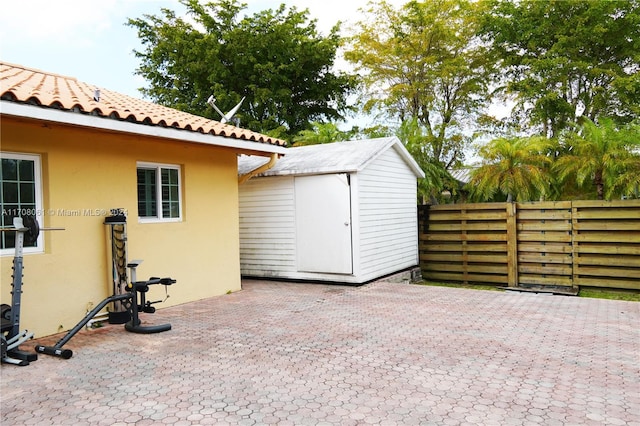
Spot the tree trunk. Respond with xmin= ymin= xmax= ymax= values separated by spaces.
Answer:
xmin=595 ymin=169 xmax=604 ymax=200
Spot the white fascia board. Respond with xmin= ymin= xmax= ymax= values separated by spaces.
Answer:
xmin=356 ymin=137 xmax=426 ymax=178
xmin=391 ymin=141 xmax=426 ymax=178
xmin=1 ymin=101 xmax=287 ymax=156
xmin=260 ymin=167 xmax=359 ymax=177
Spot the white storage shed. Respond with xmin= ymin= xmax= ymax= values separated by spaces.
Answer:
xmin=238 ymin=137 xmax=425 ymax=284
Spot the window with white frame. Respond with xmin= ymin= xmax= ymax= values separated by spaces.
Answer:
xmin=1 ymin=152 xmax=44 ymax=254
xmin=136 ymin=162 xmax=182 ymax=222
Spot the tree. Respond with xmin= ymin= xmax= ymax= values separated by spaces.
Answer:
xmin=554 ymin=118 xmax=640 ymax=200
xmin=467 ymin=136 xmax=552 ymax=202
xmin=345 ymin=0 xmax=493 ymax=172
xmin=396 ymin=118 xmax=455 ymax=204
xmin=127 ymin=0 xmax=357 ymax=140
xmin=480 ymin=0 xmax=640 ymax=138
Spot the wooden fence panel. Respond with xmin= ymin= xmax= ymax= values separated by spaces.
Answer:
xmin=516 ymin=202 xmax=573 ymax=290
xmin=572 ymin=200 xmax=640 ymax=290
xmin=419 ymin=203 xmax=510 ymax=286
xmin=418 ymin=200 xmax=640 ymax=291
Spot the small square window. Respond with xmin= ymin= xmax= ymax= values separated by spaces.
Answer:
xmin=137 ymin=163 xmax=182 ymax=222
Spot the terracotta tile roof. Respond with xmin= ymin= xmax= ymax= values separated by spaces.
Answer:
xmin=0 ymin=62 xmax=286 ymax=147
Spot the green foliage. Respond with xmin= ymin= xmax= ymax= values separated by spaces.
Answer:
xmin=553 ymin=118 xmax=640 ymax=200
xmin=480 ymin=0 xmax=640 ymax=137
xmin=358 ymin=125 xmax=393 ymax=140
xmin=467 ymin=118 xmax=640 ymax=202
xmin=127 ymin=0 xmax=357 ymax=140
xmin=396 ymin=118 xmax=455 ymax=203
xmin=292 ymin=122 xmax=357 ymax=146
xmin=467 ymin=136 xmax=553 ymax=202
xmin=345 ymin=0 xmax=492 ymax=170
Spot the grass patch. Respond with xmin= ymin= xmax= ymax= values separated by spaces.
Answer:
xmin=578 ymin=288 xmax=640 ymax=302
xmin=417 ymin=281 xmax=640 ymax=301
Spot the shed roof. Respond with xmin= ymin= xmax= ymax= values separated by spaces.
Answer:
xmin=239 ymin=137 xmax=425 ymax=178
xmin=450 ymin=168 xmax=473 ymax=184
xmin=0 ymin=62 xmax=286 ymax=149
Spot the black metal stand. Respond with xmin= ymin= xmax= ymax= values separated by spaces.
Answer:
xmin=105 ymin=211 xmax=131 ymax=324
xmin=1 ymin=218 xmax=40 ymax=366
xmin=123 ymin=262 xmax=173 ymax=334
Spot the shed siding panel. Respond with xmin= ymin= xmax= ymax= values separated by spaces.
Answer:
xmin=357 ymin=147 xmax=419 ymax=277
xmin=239 ymin=176 xmax=297 ymax=275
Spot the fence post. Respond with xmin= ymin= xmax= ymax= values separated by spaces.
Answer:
xmin=571 ymin=201 xmax=578 ymax=291
xmin=462 ymin=207 xmax=468 ymax=285
xmin=506 ymin=202 xmax=518 ymax=287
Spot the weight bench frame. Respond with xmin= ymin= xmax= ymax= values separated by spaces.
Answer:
xmin=35 ymin=263 xmax=174 ymax=359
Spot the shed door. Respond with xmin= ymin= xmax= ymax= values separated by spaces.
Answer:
xmin=295 ymin=174 xmax=353 ymax=274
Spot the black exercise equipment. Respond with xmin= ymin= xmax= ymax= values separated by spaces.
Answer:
xmin=35 ymin=262 xmax=175 ymax=358
xmin=35 ymin=211 xmax=175 ymax=359
xmin=124 ymin=263 xmax=175 ymax=334
xmin=1 ymin=216 xmax=63 ymax=366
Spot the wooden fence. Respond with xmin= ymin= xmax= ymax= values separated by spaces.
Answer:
xmin=418 ymin=200 xmax=640 ymax=291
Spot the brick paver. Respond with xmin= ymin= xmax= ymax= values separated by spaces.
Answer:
xmin=1 ymin=280 xmax=639 ymax=425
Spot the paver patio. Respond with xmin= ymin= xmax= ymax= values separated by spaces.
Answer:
xmin=1 ymin=279 xmax=639 ymax=425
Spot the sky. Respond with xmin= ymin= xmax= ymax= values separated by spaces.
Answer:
xmin=0 ymin=0 xmax=402 ymax=103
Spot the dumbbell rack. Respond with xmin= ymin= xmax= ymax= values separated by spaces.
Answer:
xmin=105 ymin=210 xmax=131 ymax=324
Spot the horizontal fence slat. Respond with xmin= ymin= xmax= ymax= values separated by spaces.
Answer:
xmin=574 ymin=244 xmax=640 ymax=255
xmin=426 ymin=212 xmax=507 ymax=221
xmin=422 ymin=233 xmax=508 ymax=242
xmin=517 ymin=211 xmax=572 ymax=220
xmin=573 ymin=277 xmax=640 ymax=289
xmin=421 ymin=253 xmax=507 ymax=263
xmin=516 ymin=201 xmax=573 ymax=210
xmin=518 ymin=264 xmax=573 ymax=275
xmin=575 ymin=254 xmax=640 ymax=268
xmin=420 ymin=242 xmax=507 ymax=252
xmin=517 ymin=222 xmax=572 ymax=231
xmin=518 ymin=253 xmax=573 ymax=264
xmin=518 ymin=232 xmax=572 ymax=243
xmin=518 ymin=275 xmax=573 ymax=286
xmin=425 ymin=202 xmax=510 ymax=211
xmin=427 ymin=222 xmax=507 ymax=231
xmin=573 ymin=233 xmax=640 ymax=243
xmin=573 ymin=221 xmax=640 ymax=231
xmin=424 ymin=263 xmax=508 ymax=274
xmin=575 ymin=266 xmax=640 ymax=279
xmin=518 ymin=243 xmax=573 ymax=254
xmin=423 ymin=272 xmax=507 ymax=284
xmin=574 ymin=210 xmax=640 ymax=220
xmin=572 ymin=200 xmax=640 ymax=209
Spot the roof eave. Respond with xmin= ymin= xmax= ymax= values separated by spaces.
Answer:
xmin=356 ymin=137 xmax=426 ymax=178
xmin=259 ymin=167 xmax=360 ymax=177
xmin=0 ymin=101 xmax=287 ymax=156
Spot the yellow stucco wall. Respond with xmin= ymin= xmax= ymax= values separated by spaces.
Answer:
xmin=1 ymin=117 xmax=243 ymax=338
